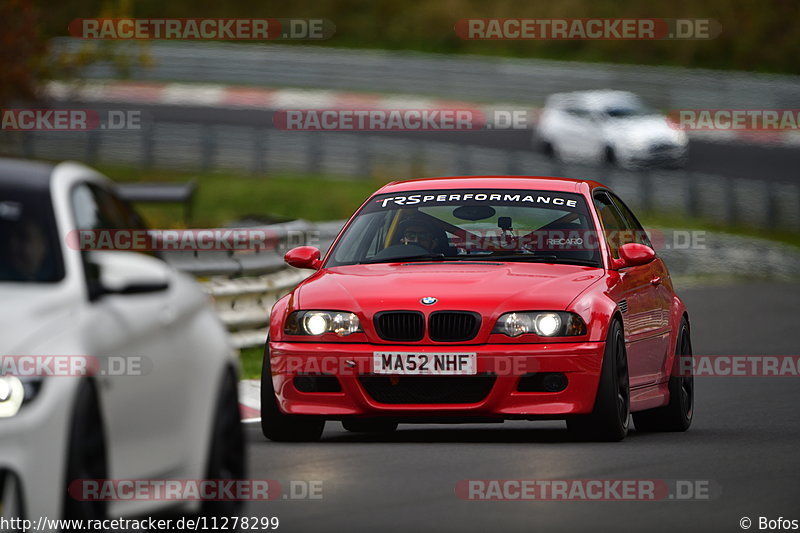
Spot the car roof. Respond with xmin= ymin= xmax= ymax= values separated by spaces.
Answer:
xmin=546 ymin=90 xmax=641 ymax=111
xmin=0 ymin=157 xmax=55 ymax=191
xmin=374 ymin=175 xmax=606 ymax=196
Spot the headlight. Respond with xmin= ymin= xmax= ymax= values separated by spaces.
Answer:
xmin=493 ymin=312 xmax=587 ymax=337
xmin=0 ymin=376 xmax=25 ymax=418
xmin=285 ymin=311 xmax=363 ymax=337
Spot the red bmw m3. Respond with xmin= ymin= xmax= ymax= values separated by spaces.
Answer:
xmin=261 ymin=176 xmax=693 ymax=442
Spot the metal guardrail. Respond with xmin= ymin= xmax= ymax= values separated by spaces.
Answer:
xmin=6 ymin=124 xmax=800 ymax=233
xmin=167 ymin=219 xmax=342 ymax=348
xmin=49 ymin=38 xmax=800 ymax=109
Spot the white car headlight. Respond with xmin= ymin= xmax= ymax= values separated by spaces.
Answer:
xmin=493 ymin=311 xmax=587 ymax=337
xmin=535 ymin=313 xmax=562 ymax=336
xmin=0 ymin=376 xmax=24 ymax=418
xmin=286 ymin=311 xmax=363 ymax=337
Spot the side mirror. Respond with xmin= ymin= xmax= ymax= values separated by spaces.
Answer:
xmin=284 ymin=246 xmax=322 ymax=270
xmin=614 ymin=243 xmax=656 ymax=269
xmin=88 ymin=251 xmax=170 ymax=295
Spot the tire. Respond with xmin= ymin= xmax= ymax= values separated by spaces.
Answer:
xmin=633 ymin=318 xmax=694 ymax=432
xmin=260 ymin=344 xmax=325 ymax=442
xmin=342 ymin=419 xmax=398 ymax=433
xmin=541 ymin=140 xmax=555 ymax=158
xmin=604 ymin=146 xmax=617 ymax=165
xmin=1 ymin=471 xmax=25 ymax=526
xmin=202 ymin=369 xmax=246 ymax=517
xmin=63 ymin=382 xmax=107 ymax=521
xmin=567 ymin=320 xmax=630 ymax=442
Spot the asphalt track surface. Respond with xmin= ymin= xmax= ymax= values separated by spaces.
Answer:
xmin=243 ymin=282 xmax=800 ymax=533
xmin=66 ymin=102 xmax=800 ymax=183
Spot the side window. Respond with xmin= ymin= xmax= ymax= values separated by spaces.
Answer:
xmin=71 ymin=184 xmax=109 ymax=231
xmin=593 ymin=192 xmax=628 ymax=259
xmin=71 ymin=182 xmax=157 ymax=257
xmin=608 ymin=193 xmax=652 ymax=248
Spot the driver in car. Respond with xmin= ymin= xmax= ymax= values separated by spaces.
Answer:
xmin=400 ymin=223 xmax=439 ymax=251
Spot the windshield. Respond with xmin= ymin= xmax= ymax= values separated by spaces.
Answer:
xmin=602 ymin=102 xmax=654 ymax=118
xmin=0 ymin=185 xmax=65 ymax=283
xmin=327 ymin=189 xmax=602 ymax=268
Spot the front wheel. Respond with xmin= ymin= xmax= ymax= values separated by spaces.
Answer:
xmin=633 ymin=318 xmax=694 ymax=432
xmin=260 ymin=345 xmax=325 ymax=442
xmin=63 ymin=382 xmax=108 ymax=521
xmin=202 ymin=369 xmax=246 ymax=516
xmin=567 ymin=320 xmax=630 ymax=442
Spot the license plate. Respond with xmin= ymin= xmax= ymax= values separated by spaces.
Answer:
xmin=373 ymin=352 xmax=477 ymax=375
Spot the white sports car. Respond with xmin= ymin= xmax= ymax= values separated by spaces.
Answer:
xmin=535 ymin=90 xmax=688 ymax=168
xmin=0 ymin=158 xmax=243 ymax=523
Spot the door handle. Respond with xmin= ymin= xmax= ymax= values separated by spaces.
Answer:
xmin=650 ymin=276 xmax=662 ymax=286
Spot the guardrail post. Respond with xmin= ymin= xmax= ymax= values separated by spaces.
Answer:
xmin=640 ymin=170 xmax=653 ymax=213
xmin=686 ymin=172 xmax=700 ymax=219
xmin=505 ymin=151 xmax=521 ymax=175
xmin=21 ymin=132 xmax=35 ymax=158
xmin=456 ymin=144 xmax=472 ymax=175
xmin=358 ymin=135 xmax=372 ymax=178
xmin=85 ymin=129 xmax=100 ymax=165
xmin=307 ymin=134 xmax=322 ymax=174
xmin=201 ymin=125 xmax=216 ymax=172
xmin=141 ymin=123 xmax=154 ymax=170
xmin=252 ymin=128 xmax=266 ymax=175
xmin=766 ymin=181 xmax=779 ymax=230
xmin=725 ymin=177 xmax=738 ymax=227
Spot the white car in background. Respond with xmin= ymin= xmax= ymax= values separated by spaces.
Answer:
xmin=0 ymin=158 xmax=244 ymax=523
xmin=535 ymin=90 xmax=688 ymax=168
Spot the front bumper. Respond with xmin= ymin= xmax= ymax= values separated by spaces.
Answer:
xmin=268 ymin=341 xmax=605 ymax=418
xmin=624 ymin=143 xmax=687 ymax=167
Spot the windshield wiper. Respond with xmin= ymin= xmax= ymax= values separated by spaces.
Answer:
xmin=467 ymin=254 xmax=600 ymax=267
xmin=360 ymin=252 xmax=446 ymax=264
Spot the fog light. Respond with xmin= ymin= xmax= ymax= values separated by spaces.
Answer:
xmin=542 ymin=373 xmax=568 ymax=392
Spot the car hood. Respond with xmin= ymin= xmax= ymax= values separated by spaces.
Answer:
xmin=293 ymin=262 xmax=603 ymax=318
xmin=0 ymin=284 xmax=78 ymax=353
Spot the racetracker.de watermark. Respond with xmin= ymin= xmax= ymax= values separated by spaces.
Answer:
xmin=274 ymin=109 xmax=486 ymax=131
xmin=455 ymin=18 xmax=721 ymax=40
xmin=0 ymin=355 xmax=151 ymax=377
xmin=667 ymin=109 xmax=800 ymax=131
xmin=67 ymin=479 xmax=323 ymax=501
xmin=68 ymin=18 xmax=335 ymax=40
xmin=66 ymin=229 xmax=318 ymax=252
xmin=679 ymin=355 xmax=800 ymax=377
xmin=0 ymin=109 xmax=142 ymax=131
xmin=456 ymin=479 xmax=718 ymax=500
